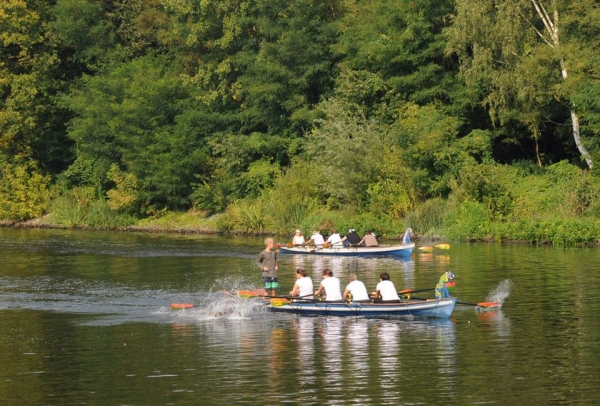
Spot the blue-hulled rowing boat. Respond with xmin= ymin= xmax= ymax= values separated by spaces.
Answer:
xmin=278 ymin=243 xmax=414 ymax=257
xmin=268 ymin=297 xmax=456 ymax=319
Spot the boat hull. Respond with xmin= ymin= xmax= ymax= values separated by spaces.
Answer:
xmin=268 ymin=297 xmax=456 ymax=319
xmin=278 ymin=243 xmax=414 ymax=257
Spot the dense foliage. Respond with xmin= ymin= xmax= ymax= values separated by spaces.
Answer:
xmin=2 ymin=0 xmax=600 ymax=244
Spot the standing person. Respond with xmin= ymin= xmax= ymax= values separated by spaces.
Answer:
xmin=256 ymin=238 xmax=279 ymax=296
xmin=402 ymin=228 xmax=413 ymax=244
xmin=305 ymin=230 xmax=325 ymax=247
xmin=343 ymin=273 xmax=370 ymax=302
xmin=358 ymin=230 xmax=379 ymax=247
xmin=340 ymin=229 xmax=361 ymax=247
xmin=314 ymin=269 xmax=342 ymax=301
xmin=292 ymin=229 xmax=305 ymax=246
xmin=289 ymin=268 xmax=313 ymax=299
xmin=325 ymin=229 xmax=342 ymax=246
xmin=371 ymin=272 xmax=401 ymax=302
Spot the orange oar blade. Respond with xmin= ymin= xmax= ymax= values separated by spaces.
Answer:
xmin=170 ymin=303 xmax=195 ymax=310
xmin=237 ymin=288 xmax=267 ymax=298
xmin=477 ymin=301 xmax=500 ymax=310
xmin=269 ymin=298 xmax=290 ymax=306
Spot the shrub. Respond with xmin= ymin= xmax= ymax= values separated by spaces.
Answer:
xmin=0 ymin=156 xmax=51 ymax=221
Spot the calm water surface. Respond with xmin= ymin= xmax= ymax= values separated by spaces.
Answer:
xmin=1 ymin=228 xmax=599 ymax=405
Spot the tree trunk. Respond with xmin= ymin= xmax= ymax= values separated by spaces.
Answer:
xmin=534 ymin=1 xmax=593 ymax=169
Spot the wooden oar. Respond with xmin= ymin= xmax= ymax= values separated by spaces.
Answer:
xmin=258 ymin=293 xmax=313 ymax=300
xmin=399 ymin=287 xmax=435 ymax=295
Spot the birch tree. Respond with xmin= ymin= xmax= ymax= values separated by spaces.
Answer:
xmin=446 ymin=0 xmax=594 ymax=169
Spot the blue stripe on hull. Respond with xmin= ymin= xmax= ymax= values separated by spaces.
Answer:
xmin=278 ymin=243 xmax=414 ymax=257
xmin=269 ymin=298 xmax=456 ymax=319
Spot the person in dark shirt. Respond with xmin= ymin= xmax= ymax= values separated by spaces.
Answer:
xmin=255 ymin=238 xmax=279 ymax=296
xmin=340 ymin=228 xmax=361 ymax=247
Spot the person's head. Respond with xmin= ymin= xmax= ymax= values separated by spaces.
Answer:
xmin=406 ymin=228 xmax=413 ymax=234
xmin=366 ymin=230 xmax=373 ymax=235
xmin=264 ymin=237 xmax=274 ymax=248
xmin=379 ymin=272 xmax=390 ymax=281
xmin=349 ymin=228 xmax=356 ymax=234
xmin=332 ymin=229 xmax=338 ymax=234
xmin=313 ymin=230 xmax=320 ymax=235
xmin=348 ymin=273 xmax=358 ymax=282
xmin=446 ymin=271 xmax=455 ymax=280
xmin=296 ymin=268 xmax=308 ymax=278
xmin=295 ymin=229 xmax=302 ymax=235
xmin=322 ymin=268 xmax=333 ymax=278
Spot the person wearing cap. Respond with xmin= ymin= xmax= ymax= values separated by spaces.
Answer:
xmin=343 ymin=273 xmax=370 ymax=302
xmin=305 ymin=230 xmax=325 ymax=247
xmin=358 ymin=230 xmax=379 ymax=247
xmin=435 ymin=271 xmax=455 ymax=300
xmin=402 ymin=228 xmax=413 ymax=244
xmin=340 ymin=229 xmax=361 ymax=247
xmin=292 ymin=229 xmax=305 ymax=246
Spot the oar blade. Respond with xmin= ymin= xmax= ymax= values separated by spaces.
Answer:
xmin=418 ymin=246 xmax=434 ymax=253
xmin=269 ymin=298 xmax=291 ymax=306
xmin=170 ymin=303 xmax=195 ymax=310
xmin=237 ymin=289 xmax=267 ymax=299
xmin=434 ymin=243 xmax=451 ymax=250
xmin=476 ymin=301 xmax=500 ymax=311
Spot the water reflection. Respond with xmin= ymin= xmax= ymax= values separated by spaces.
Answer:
xmin=3 ymin=229 xmax=600 ymax=404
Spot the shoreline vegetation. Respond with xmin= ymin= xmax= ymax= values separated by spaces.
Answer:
xmin=3 ymin=2 xmax=600 ymax=248
xmin=3 ymin=200 xmax=600 ymax=247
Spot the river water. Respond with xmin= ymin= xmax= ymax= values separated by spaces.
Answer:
xmin=0 ymin=228 xmax=599 ymax=405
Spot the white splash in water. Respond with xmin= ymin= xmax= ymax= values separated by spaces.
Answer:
xmin=487 ymin=279 xmax=512 ymax=304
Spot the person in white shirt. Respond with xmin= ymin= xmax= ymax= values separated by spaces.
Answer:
xmin=325 ymin=229 xmax=342 ymax=246
xmin=314 ymin=269 xmax=342 ymax=301
xmin=343 ymin=273 xmax=370 ymax=302
xmin=305 ymin=230 xmax=325 ymax=247
xmin=371 ymin=272 xmax=401 ymax=302
xmin=290 ymin=268 xmax=313 ymax=299
xmin=292 ymin=229 xmax=305 ymax=246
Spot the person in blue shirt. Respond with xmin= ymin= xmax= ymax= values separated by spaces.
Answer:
xmin=402 ymin=228 xmax=413 ymax=244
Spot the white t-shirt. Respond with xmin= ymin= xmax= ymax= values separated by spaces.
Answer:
xmin=311 ymin=233 xmax=325 ymax=246
xmin=345 ymin=280 xmax=369 ymax=301
xmin=376 ymin=280 xmax=400 ymax=301
xmin=326 ymin=233 xmax=342 ymax=246
xmin=295 ymin=277 xmax=313 ymax=298
xmin=320 ymin=277 xmax=342 ymax=301
xmin=293 ymin=235 xmax=305 ymax=245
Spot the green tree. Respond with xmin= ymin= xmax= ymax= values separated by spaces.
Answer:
xmin=64 ymin=54 xmax=209 ymax=212
xmin=446 ymin=0 xmax=597 ymax=168
xmin=0 ymin=0 xmax=74 ymax=174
